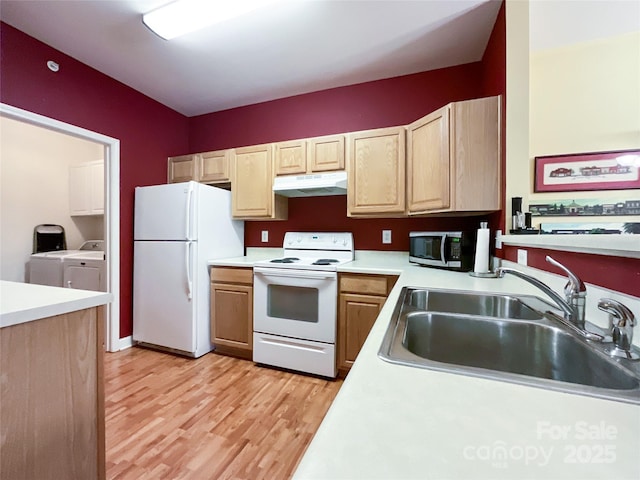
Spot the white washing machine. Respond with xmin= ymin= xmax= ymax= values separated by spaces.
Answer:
xmin=29 ymin=240 xmax=104 ymax=290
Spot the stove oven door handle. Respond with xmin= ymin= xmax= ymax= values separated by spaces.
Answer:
xmin=253 ymin=267 xmax=336 ymax=280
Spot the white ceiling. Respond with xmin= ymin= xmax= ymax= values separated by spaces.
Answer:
xmin=3 ymin=1 xmax=636 ymax=118
xmin=0 ymin=0 xmax=502 ymax=116
xmin=529 ymin=0 xmax=640 ymax=52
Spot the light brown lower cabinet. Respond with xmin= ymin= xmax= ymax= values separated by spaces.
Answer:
xmin=0 ymin=307 xmax=105 ymax=480
xmin=210 ymin=267 xmax=253 ymax=359
xmin=338 ymin=273 xmax=398 ymax=376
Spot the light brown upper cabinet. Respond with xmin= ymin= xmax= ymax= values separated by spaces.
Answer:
xmin=274 ymin=134 xmax=345 ymax=176
xmin=347 ymin=127 xmax=406 ymax=217
xmin=232 ymin=144 xmax=288 ymax=220
xmin=169 ymin=150 xmax=231 ymax=184
xmin=198 ymin=149 xmax=231 ymax=184
xmin=168 ymin=154 xmax=196 ymax=183
xmin=274 ymin=140 xmax=307 ymax=176
xmin=307 ymin=134 xmax=345 ymax=172
xmin=407 ymin=96 xmax=501 ymax=215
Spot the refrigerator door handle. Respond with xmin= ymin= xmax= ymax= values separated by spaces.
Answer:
xmin=185 ymin=183 xmax=194 ymax=240
xmin=185 ymin=242 xmax=193 ymax=300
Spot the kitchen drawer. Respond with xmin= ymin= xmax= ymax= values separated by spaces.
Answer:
xmin=339 ymin=273 xmax=397 ymax=296
xmin=210 ymin=267 xmax=253 ymax=285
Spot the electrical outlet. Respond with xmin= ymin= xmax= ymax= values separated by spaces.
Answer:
xmin=517 ymin=249 xmax=528 ymax=266
xmin=382 ymin=230 xmax=392 ymax=244
xmin=495 ymin=229 xmax=502 ymax=249
xmin=261 ymin=230 xmax=269 ymax=243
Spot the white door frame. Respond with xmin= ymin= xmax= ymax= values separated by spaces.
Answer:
xmin=1 ymin=103 xmax=121 ymax=352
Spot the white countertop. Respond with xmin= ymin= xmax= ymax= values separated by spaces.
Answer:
xmin=209 ymin=249 xmax=640 ymax=479
xmin=208 ymin=247 xmax=282 ymax=267
xmin=0 ymin=280 xmax=112 ymax=328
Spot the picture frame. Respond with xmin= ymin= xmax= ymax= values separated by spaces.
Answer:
xmin=529 ymin=198 xmax=640 ymax=216
xmin=534 ymin=149 xmax=640 ymax=193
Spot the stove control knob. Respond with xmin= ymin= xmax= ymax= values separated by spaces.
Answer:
xmin=297 ymin=236 xmax=302 ymax=243
xmin=332 ymin=236 xmax=337 ymax=243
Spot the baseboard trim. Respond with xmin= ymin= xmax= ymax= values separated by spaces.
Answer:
xmin=118 ymin=336 xmax=134 ymax=351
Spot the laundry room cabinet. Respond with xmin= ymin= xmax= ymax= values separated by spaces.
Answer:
xmin=69 ymin=160 xmax=104 ymax=216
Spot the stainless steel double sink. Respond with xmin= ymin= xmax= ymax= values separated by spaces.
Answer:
xmin=378 ymin=288 xmax=640 ymax=404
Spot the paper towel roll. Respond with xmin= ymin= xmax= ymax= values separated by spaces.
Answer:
xmin=473 ymin=223 xmax=490 ymax=273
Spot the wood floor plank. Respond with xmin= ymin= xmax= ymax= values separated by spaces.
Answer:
xmin=105 ymin=347 xmax=342 ymax=479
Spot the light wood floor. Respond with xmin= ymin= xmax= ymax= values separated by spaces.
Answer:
xmin=105 ymin=347 xmax=343 ymax=480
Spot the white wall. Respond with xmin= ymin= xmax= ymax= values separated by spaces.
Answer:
xmin=505 ymin=0 xmax=529 ymax=229
xmin=528 ymin=32 xmax=640 ymax=230
xmin=506 ymin=1 xmax=640 ymax=231
xmin=0 ymin=116 xmax=104 ymax=282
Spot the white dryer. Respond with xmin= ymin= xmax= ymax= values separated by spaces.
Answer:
xmin=62 ymin=250 xmax=106 ymax=292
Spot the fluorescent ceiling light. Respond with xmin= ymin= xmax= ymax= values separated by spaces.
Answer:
xmin=143 ymin=0 xmax=280 ymax=40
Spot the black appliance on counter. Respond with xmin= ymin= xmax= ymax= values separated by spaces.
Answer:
xmin=409 ymin=230 xmax=476 ymax=271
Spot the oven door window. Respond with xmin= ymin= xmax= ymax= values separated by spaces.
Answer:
xmin=267 ymin=284 xmax=319 ymax=323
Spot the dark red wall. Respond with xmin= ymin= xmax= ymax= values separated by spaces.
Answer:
xmin=189 ymin=62 xmax=489 ymax=250
xmin=189 ymin=4 xmax=507 ymax=252
xmin=0 ymin=22 xmax=190 ymax=338
xmin=7 ymin=3 xmax=634 ymax=338
xmin=246 ymin=196 xmax=490 ymax=251
xmin=503 ymin=246 xmax=640 ymax=298
xmin=189 ymin=63 xmax=483 ymax=151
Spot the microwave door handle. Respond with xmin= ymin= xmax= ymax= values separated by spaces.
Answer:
xmin=440 ymin=234 xmax=447 ymax=263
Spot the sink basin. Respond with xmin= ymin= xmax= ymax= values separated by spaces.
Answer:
xmin=408 ymin=290 xmax=542 ymax=320
xmin=379 ymin=287 xmax=640 ymax=404
xmin=404 ymin=312 xmax=639 ymax=390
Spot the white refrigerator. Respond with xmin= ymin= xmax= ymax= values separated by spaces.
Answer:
xmin=133 ymin=181 xmax=244 ymax=358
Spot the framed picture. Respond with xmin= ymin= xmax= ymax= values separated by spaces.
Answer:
xmin=530 ymin=198 xmax=640 ymax=216
xmin=534 ymin=149 xmax=640 ymax=193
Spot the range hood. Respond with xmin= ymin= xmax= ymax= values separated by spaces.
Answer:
xmin=273 ymin=171 xmax=347 ymax=197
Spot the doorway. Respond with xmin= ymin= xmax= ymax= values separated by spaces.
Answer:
xmin=0 ymin=103 xmax=120 ymax=351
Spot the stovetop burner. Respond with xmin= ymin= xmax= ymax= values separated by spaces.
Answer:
xmin=270 ymin=257 xmax=300 ymax=263
xmin=312 ymin=258 xmax=339 ymax=265
xmin=254 ymin=232 xmax=354 ymax=271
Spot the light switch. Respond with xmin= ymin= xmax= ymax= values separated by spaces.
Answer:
xmin=382 ymin=230 xmax=392 ymax=244
xmin=261 ymin=230 xmax=269 ymax=243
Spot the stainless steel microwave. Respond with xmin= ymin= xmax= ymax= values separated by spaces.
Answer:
xmin=409 ymin=231 xmax=475 ymax=271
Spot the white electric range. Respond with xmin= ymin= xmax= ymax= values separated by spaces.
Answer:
xmin=253 ymin=232 xmax=354 ymax=377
